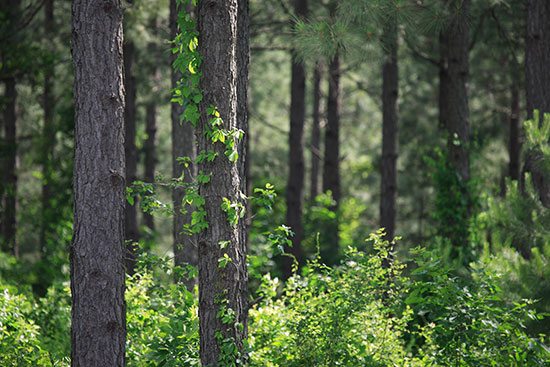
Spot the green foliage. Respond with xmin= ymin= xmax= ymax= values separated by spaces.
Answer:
xmin=425 ymin=148 xmax=478 ymax=260
xmin=126 ymin=254 xmax=199 ymax=367
xmin=524 ymin=111 xmax=550 ymax=178
xmin=408 ymin=247 xmax=549 ymax=366
xmin=250 ymin=231 xmax=420 ymax=367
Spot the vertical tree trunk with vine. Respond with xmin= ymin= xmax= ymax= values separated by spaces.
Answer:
xmin=70 ymin=0 xmax=126 ymax=365
xmin=310 ymin=63 xmax=323 ymax=202
xmin=171 ymin=0 xmax=198 ymax=285
xmin=197 ymin=0 xmax=248 ymax=364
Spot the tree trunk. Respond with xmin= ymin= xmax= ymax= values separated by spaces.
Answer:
xmin=41 ymin=0 xmax=55 ymax=255
xmin=70 ymin=1 xmax=126 ymax=366
xmin=123 ymin=9 xmax=139 ymax=274
xmin=284 ymin=0 xmax=308 ymax=279
xmin=524 ymin=0 xmax=550 ymax=207
xmin=143 ymin=102 xmax=157 ymax=232
xmin=143 ymin=16 xmax=160 ymax=233
xmin=1 ymin=0 xmax=20 ymax=258
xmin=438 ymin=0 xmax=470 ymax=250
xmin=439 ymin=0 xmax=470 ymax=185
xmin=322 ymin=51 xmax=341 ymax=264
xmin=237 ymin=0 xmax=251 ymax=257
xmin=197 ymin=0 xmax=248 ymax=364
xmin=509 ymin=84 xmax=521 ymax=181
xmin=171 ymin=0 xmax=198 ymax=286
xmin=380 ymin=19 xmax=399 ymax=242
xmin=310 ymin=63 xmax=323 ymax=202
xmin=2 ymin=76 xmax=18 ymax=258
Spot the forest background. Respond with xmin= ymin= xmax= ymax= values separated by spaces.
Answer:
xmin=1 ymin=0 xmax=550 ymax=365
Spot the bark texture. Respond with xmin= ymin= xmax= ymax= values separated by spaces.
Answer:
xmin=284 ymin=0 xmax=308 ymax=279
xmin=197 ymin=0 xmax=248 ymax=364
xmin=439 ymin=0 xmax=470 ymax=185
xmin=70 ymin=1 xmax=127 ymax=366
xmin=310 ymin=63 xmax=323 ymax=201
xmin=123 ymin=8 xmax=139 ymax=274
xmin=144 ymin=102 xmax=157 ymax=232
xmin=380 ymin=20 xmax=399 ymax=242
xmin=171 ymin=0 xmax=198 ymax=284
xmin=524 ymin=0 xmax=550 ymax=207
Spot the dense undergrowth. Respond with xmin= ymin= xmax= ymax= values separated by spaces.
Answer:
xmin=1 ymin=229 xmax=549 ymax=366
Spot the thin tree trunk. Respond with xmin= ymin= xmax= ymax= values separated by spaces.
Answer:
xmin=310 ymin=63 xmax=322 ymax=202
xmin=197 ymin=0 xmax=248 ymax=364
xmin=143 ymin=102 xmax=157 ymax=232
xmin=284 ymin=0 xmax=308 ymax=279
xmin=380 ymin=19 xmax=399 ymax=242
xmin=3 ymin=77 xmax=18 ymax=258
xmin=171 ymin=0 xmax=198 ymax=286
xmin=70 ymin=1 xmax=126 ymax=365
xmin=524 ymin=0 xmax=550 ymax=207
xmin=509 ymin=84 xmax=521 ymax=181
xmin=1 ymin=0 xmax=20 ymax=258
xmin=322 ymin=51 xmax=341 ymax=264
xmin=123 ymin=9 xmax=139 ymax=274
xmin=143 ymin=16 xmax=160 ymax=233
xmin=237 ymin=0 xmax=251 ymax=259
xmin=41 ymin=0 xmax=55 ymax=254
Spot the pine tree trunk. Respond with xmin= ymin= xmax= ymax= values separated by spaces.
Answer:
xmin=197 ymin=1 xmax=248 ymax=364
xmin=509 ymin=84 xmax=521 ymax=181
xmin=143 ymin=102 xmax=157 ymax=232
xmin=438 ymin=0 xmax=470 ymax=250
xmin=284 ymin=0 xmax=308 ymax=279
xmin=439 ymin=0 xmax=470 ymax=185
xmin=123 ymin=11 xmax=139 ymax=274
xmin=322 ymin=51 xmax=341 ymax=264
xmin=70 ymin=1 xmax=127 ymax=365
xmin=524 ymin=0 xmax=550 ymax=207
xmin=2 ymin=76 xmax=18 ymax=258
xmin=237 ymin=0 xmax=251 ymax=257
xmin=380 ymin=20 xmax=399 ymax=242
xmin=171 ymin=0 xmax=198 ymax=286
xmin=1 ymin=0 xmax=20 ymax=258
xmin=310 ymin=63 xmax=323 ymax=202
xmin=41 ymin=0 xmax=55 ymax=254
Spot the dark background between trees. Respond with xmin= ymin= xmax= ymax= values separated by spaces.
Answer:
xmin=1 ymin=0 xmax=550 ymax=365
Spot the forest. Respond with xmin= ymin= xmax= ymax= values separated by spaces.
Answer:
xmin=1 ymin=0 xmax=550 ymax=365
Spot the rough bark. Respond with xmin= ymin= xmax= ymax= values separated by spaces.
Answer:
xmin=310 ymin=63 xmax=323 ymax=202
xmin=171 ymin=0 xmax=198 ymax=286
xmin=41 ymin=0 xmax=55 ymax=254
xmin=197 ymin=0 xmax=248 ymax=364
xmin=284 ymin=0 xmax=308 ymax=279
xmin=509 ymin=84 xmax=521 ymax=181
xmin=524 ymin=0 xmax=550 ymax=207
xmin=439 ymin=0 xmax=470 ymax=185
xmin=70 ymin=1 xmax=127 ymax=366
xmin=123 ymin=9 xmax=139 ymax=274
xmin=322 ymin=51 xmax=341 ymax=264
xmin=380 ymin=19 xmax=399 ymax=242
